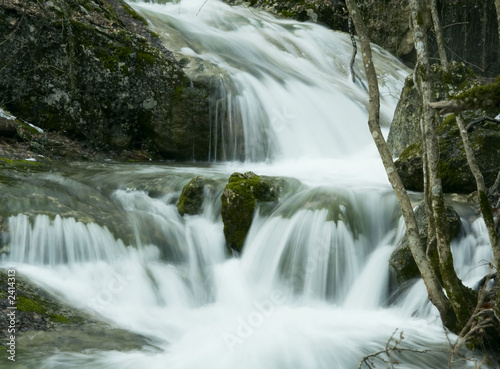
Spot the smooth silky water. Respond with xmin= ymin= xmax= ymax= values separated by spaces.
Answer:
xmin=0 ymin=0 xmax=494 ymax=368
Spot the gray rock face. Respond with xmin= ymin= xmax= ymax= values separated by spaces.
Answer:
xmin=395 ymin=118 xmax=500 ymax=194
xmin=387 ymin=62 xmax=475 ymax=158
xmin=386 ymin=76 xmax=422 ymax=158
xmin=387 ymin=62 xmax=500 ymax=194
xmin=0 ymin=0 xmax=213 ymax=160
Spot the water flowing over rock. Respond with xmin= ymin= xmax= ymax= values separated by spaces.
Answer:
xmin=0 ymin=268 xmax=154 ymax=361
xmin=177 ymin=175 xmax=219 ymax=216
xmin=1 ymin=1 xmax=499 ymax=367
xmin=221 ymin=172 xmax=284 ymax=252
xmin=223 ymin=0 xmax=499 ymax=76
xmin=0 ymin=0 xmax=213 ymax=160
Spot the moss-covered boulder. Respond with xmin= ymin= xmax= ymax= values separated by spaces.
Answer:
xmin=177 ymin=176 xmax=218 ymax=216
xmin=388 ymin=62 xmax=500 ymax=194
xmin=221 ymin=172 xmax=284 ymax=253
xmin=387 ymin=62 xmax=477 ymax=158
xmin=389 ymin=202 xmax=462 ymax=284
xmin=395 ymin=115 xmax=500 ymax=194
xmin=0 ymin=0 xmax=213 ymax=160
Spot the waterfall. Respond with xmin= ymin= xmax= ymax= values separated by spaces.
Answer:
xmin=0 ymin=1 xmax=493 ymax=368
xmin=129 ymin=0 xmax=408 ymax=162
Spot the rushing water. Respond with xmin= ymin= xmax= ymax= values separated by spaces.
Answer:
xmin=0 ymin=0 xmax=495 ymax=368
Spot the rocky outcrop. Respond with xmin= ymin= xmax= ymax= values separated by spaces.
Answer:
xmin=0 ymin=162 xmax=136 ymax=249
xmin=0 ymin=0 xmax=213 ymax=161
xmin=0 ymin=269 xmax=94 ymax=332
xmin=387 ymin=62 xmax=477 ymax=158
xmin=388 ymin=62 xmax=500 ymax=194
xmin=221 ymin=172 xmax=284 ymax=253
xmin=389 ymin=202 xmax=462 ymax=284
xmin=177 ymin=176 xmax=218 ymax=216
xmin=395 ymin=115 xmax=500 ymax=194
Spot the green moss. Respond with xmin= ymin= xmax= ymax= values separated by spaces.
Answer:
xmin=221 ymin=172 xmax=284 ymax=253
xmin=452 ymin=76 xmax=500 ymax=108
xmin=398 ymin=141 xmax=421 ymax=161
xmin=51 ymin=314 xmax=71 ymax=323
xmin=280 ymin=10 xmax=297 ymax=17
xmin=122 ymin=2 xmax=148 ymax=25
xmin=222 ymin=181 xmax=255 ymax=251
xmin=0 ymin=157 xmax=43 ymax=169
xmin=15 ymin=294 xmax=81 ymax=325
xmin=177 ymin=176 xmax=216 ymax=216
xmin=17 ymin=295 xmax=47 ymax=315
xmin=136 ymin=51 xmax=156 ymax=69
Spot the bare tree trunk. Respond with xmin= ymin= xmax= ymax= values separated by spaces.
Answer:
xmin=415 ymin=78 xmax=439 ymax=276
xmin=430 ymin=0 xmax=448 ymax=71
xmin=409 ymin=0 xmax=471 ymax=328
xmin=343 ymin=0 xmax=452 ymax=327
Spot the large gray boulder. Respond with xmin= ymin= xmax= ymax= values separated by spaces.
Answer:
xmin=388 ymin=62 xmax=500 ymax=194
xmin=387 ymin=62 xmax=476 ymax=158
xmin=395 ymin=116 xmax=500 ymax=194
xmin=0 ymin=0 xmax=213 ymax=160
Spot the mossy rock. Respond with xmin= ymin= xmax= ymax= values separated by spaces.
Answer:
xmin=391 ymin=63 xmax=500 ymax=193
xmin=0 ymin=269 xmax=157 ymax=364
xmin=395 ymin=115 xmax=500 ymax=193
xmin=388 ymin=62 xmax=478 ymax=158
xmin=221 ymin=171 xmax=284 ymax=253
xmin=177 ymin=176 xmax=218 ymax=216
xmin=389 ymin=202 xmax=462 ymax=285
xmin=0 ymin=157 xmax=44 ymax=170
xmin=0 ymin=269 xmax=90 ymax=332
xmin=0 ymin=0 xmax=213 ymax=160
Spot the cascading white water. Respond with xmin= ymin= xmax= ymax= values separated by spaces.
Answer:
xmin=0 ymin=1 xmax=495 ymax=368
xmin=130 ymin=0 xmax=407 ymax=162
